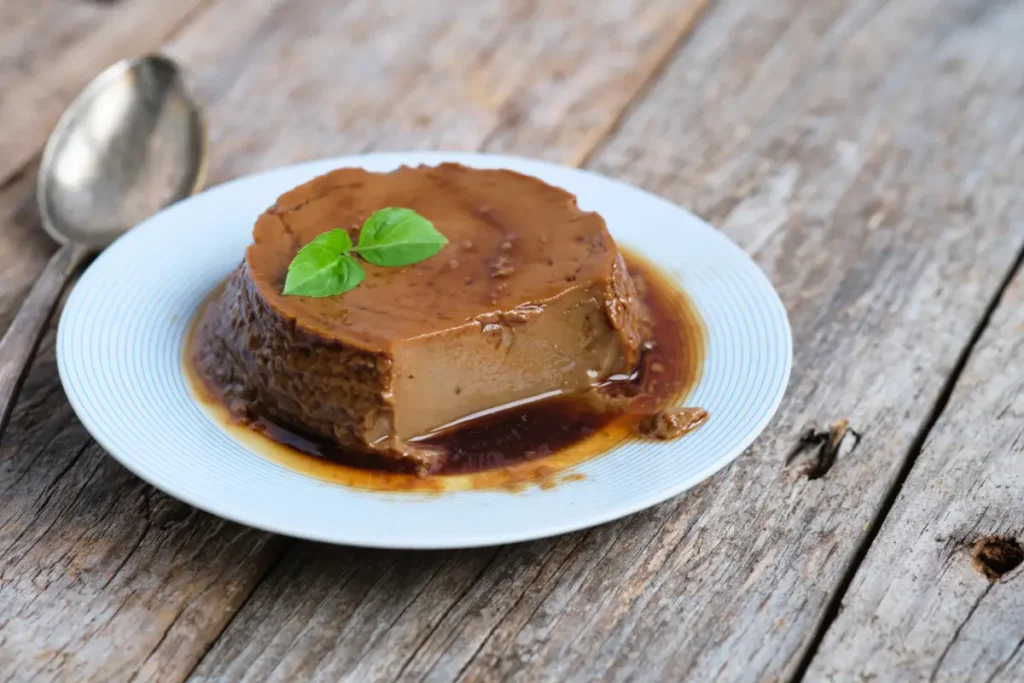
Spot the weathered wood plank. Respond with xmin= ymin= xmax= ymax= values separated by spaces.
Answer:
xmin=0 ymin=168 xmax=56 ymax=333
xmin=0 ymin=379 xmax=283 ymax=682
xmin=0 ymin=0 xmax=211 ymax=187
xmin=804 ymin=263 xmax=1024 ymax=677
xmin=0 ymin=243 xmax=89 ymax=443
xmin=164 ymin=0 xmax=705 ymax=180
xmin=0 ymin=169 xmax=279 ymax=683
xmin=188 ymin=0 xmax=1024 ymax=681
xmin=0 ymin=167 xmax=282 ymax=681
xmin=0 ymin=0 xmax=707 ymax=680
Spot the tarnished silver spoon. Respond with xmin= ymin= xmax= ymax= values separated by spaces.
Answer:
xmin=0 ymin=55 xmax=207 ymax=436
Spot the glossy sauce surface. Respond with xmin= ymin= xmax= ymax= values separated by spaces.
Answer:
xmin=185 ymin=249 xmax=704 ymax=492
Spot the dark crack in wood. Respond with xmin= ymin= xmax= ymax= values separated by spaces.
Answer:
xmin=785 ymin=419 xmax=862 ymax=480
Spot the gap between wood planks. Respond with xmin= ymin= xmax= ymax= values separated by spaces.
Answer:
xmin=571 ymin=9 xmax=703 ymax=171
xmin=791 ymin=236 xmax=1024 ymax=681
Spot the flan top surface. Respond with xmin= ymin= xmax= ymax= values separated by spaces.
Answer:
xmin=246 ymin=163 xmax=621 ymax=349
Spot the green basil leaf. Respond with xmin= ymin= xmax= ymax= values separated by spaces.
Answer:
xmin=295 ymin=227 xmax=353 ymax=257
xmin=280 ymin=209 xmax=447 ymax=297
xmin=356 ymin=207 xmax=448 ymax=267
xmin=283 ymin=229 xmax=363 ymax=297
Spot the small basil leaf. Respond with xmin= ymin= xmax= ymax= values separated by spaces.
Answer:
xmin=282 ymin=229 xmax=354 ymax=296
xmin=356 ymin=207 xmax=448 ymax=267
xmin=297 ymin=228 xmax=353 ymax=256
xmin=283 ymin=245 xmax=364 ymax=297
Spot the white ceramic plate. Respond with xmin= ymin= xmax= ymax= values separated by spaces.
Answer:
xmin=57 ymin=152 xmax=791 ymax=549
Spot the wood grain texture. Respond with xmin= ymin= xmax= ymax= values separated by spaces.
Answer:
xmin=0 ymin=171 xmax=276 ymax=683
xmin=0 ymin=1 xmax=707 ymax=681
xmin=0 ymin=388 xmax=281 ymax=683
xmin=0 ymin=172 xmax=282 ymax=683
xmin=0 ymin=169 xmax=56 ymax=334
xmin=162 ymin=0 xmax=706 ymax=180
xmin=805 ymin=261 xmax=1024 ymax=675
xmin=188 ymin=0 xmax=1024 ymax=681
xmin=0 ymin=244 xmax=88 ymax=438
xmin=0 ymin=0 xmax=211 ymax=188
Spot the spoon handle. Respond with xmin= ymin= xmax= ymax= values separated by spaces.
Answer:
xmin=0 ymin=243 xmax=90 ymax=438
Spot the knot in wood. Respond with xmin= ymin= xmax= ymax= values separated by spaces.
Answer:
xmin=971 ymin=537 xmax=1023 ymax=582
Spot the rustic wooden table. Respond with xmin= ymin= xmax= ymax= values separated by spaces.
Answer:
xmin=2 ymin=0 xmax=1022 ymax=681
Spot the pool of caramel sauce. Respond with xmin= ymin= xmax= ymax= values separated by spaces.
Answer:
xmin=184 ymin=249 xmax=705 ymax=493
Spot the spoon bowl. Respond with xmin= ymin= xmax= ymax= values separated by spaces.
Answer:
xmin=39 ymin=55 xmax=207 ymax=248
xmin=0 ymin=55 xmax=206 ymax=439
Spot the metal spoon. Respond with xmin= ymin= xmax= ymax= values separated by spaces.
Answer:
xmin=0 ymin=55 xmax=207 ymax=435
